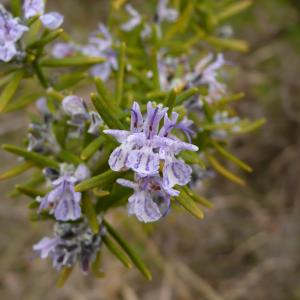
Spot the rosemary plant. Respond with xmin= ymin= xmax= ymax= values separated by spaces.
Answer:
xmin=0 ymin=0 xmax=264 ymax=285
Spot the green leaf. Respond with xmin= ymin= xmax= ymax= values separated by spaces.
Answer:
xmin=176 ymin=189 xmax=204 ymax=219
xmin=176 ymin=87 xmax=198 ymax=105
xmin=182 ymin=186 xmax=213 ymax=209
xmin=91 ymin=251 xmax=106 ymax=278
xmin=15 ymin=185 xmax=46 ymax=198
xmin=57 ymin=150 xmax=82 ymax=165
xmin=212 ymin=141 xmax=253 ymax=173
xmin=4 ymin=92 xmax=43 ymax=113
xmin=80 ymin=135 xmax=105 ymax=161
xmin=40 ymin=56 xmax=106 ymax=67
xmin=56 ymin=267 xmax=74 ymax=288
xmin=75 ymin=170 xmax=118 ymax=192
xmin=2 ymin=144 xmax=59 ymax=169
xmin=116 ymin=42 xmax=126 ymax=106
xmin=206 ymin=153 xmax=246 ymax=186
xmin=238 ymin=118 xmax=266 ymax=134
xmin=216 ymin=0 xmax=252 ymax=22
xmin=90 ymin=93 xmax=125 ymax=129
xmin=10 ymin=0 xmax=21 ymax=16
xmin=81 ymin=194 xmax=99 ymax=234
xmin=104 ymin=220 xmax=152 ymax=280
xmin=102 ymin=235 xmax=132 ymax=269
xmin=27 ymin=29 xmax=63 ymax=49
xmin=164 ymin=89 xmax=177 ymax=113
xmin=0 ymin=161 xmax=34 ymax=180
xmin=165 ymin=1 xmax=194 ymax=40
xmin=0 ymin=70 xmax=24 ymax=113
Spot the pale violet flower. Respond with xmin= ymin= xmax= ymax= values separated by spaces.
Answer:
xmin=40 ymin=12 xmax=64 ymax=30
xmin=62 ymin=95 xmax=102 ymax=134
xmin=37 ymin=163 xmax=90 ymax=221
xmin=0 ymin=12 xmax=28 ymax=43
xmin=23 ymin=0 xmax=45 ymax=19
xmin=33 ymin=220 xmax=103 ymax=273
xmin=121 ymin=4 xmax=142 ymax=31
xmin=0 ymin=41 xmax=17 ymax=62
xmin=0 ymin=5 xmax=28 ymax=62
xmin=88 ymin=111 xmax=103 ymax=135
xmin=156 ymin=0 xmax=178 ymax=23
xmin=80 ymin=24 xmax=117 ymax=81
xmin=191 ymin=53 xmax=226 ymax=102
xmin=117 ymin=176 xmax=178 ymax=223
xmin=52 ymin=42 xmax=75 ymax=58
xmin=104 ymin=101 xmax=198 ymax=186
xmin=212 ymin=111 xmax=240 ymax=138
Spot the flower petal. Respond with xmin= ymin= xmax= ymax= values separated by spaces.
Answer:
xmin=130 ymin=102 xmax=143 ymax=133
xmin=128 ymin=191 xmax=162 ymax=223
xmin=108 ymin=144 xmax=130 ymax=171
xmin=40 ymin=12 xmax=64 ymax=30
xmin=127 ymin=148 xmax=160 ymax=176
xmin=163 ymin=158 xmax=192 ymax=188
xmin=33 ymin=237 xmax=60 ymax=259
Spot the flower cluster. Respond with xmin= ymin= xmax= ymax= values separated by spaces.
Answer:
xmin=52 ymin=23 xmax=117 ymax=81
xmin=37 ymin=163 xmax=90 ymax=221
xmin=23 ymin=0 xmax=64 ymax=30
xmin=105 ymin=101 xmax=198 ymax=222
xmin=33 ymin=218 xmax=104 ymax=273
xmin=0 ymin=0 xmax=257 ymax=282
xmin=0 ymin=5 xmax=28 ymax=62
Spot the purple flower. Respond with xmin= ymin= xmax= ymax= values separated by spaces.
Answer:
xmin=0 ymin=12 xmax=28 ymax=43
xmin=62 ymin=95 xmax=89 ymax=127
xmin=117 ymin=176 xmax=178 ymax=223
xmin=33 ymin=236 xmax=60 ymax=259
xmin=105 ymin=101 xmax=198 ymax=185
xmin=52 ymin=42 xmax=75 ymax=58
xmin=191 ymin=53 xmax=226 ymax=102
xmin=23 ymin=0 xmax=45 ymax=19
xmin=33 ymin=220 xmax=103 ymax=273
xmin=121 ymin=4 xmax=142 ymax=31
xmin=0 ymin=6 xmax=28 ymax=62
xmin=156 ymin=0 xmax=178 ymax=23
xmin=37 ymin=164 xmax=90 ymax=221
xmin=62 ymin=95 xmax=102 ymax=135
xmin=0 ymin=41 xmax=17 ymax=62
xmin=40 ymin=12 xmax=64 ymax=30
xmin=80 ymin=24 xmax=117 ymax=81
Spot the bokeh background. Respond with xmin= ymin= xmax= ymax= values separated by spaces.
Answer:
xmin=1 ymin=0 xmax=300 ymax=299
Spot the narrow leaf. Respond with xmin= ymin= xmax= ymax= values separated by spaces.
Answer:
xmin=15 ymin=185 xmax=46 ymax=198
xmin=176 ymin=87 xmax=198 ymax=105
xmin=212 ymin=141 xmax=253 ymax=172
xmin=27 ymin=29 xmax=63 ymax=49
xmin=2 ymin=144 xmax=59 ymax=169
xmin=103 ymin=220 xmax=152 ymax=280
xmin=206 ymin=153 xmax=245 ymax=186
xmin=80 ymin=135 xmax=105 ymax=161
xmin=216 ymin=0 xmax=252 ymax=22
xmin=75 ymin=170 xmax=118 ymax=192
xmin=0 ymin=70 xmax=24 ymax=112
xmin=0 ymin=161 xmax=34 ymax=180
xmin=56 ymin=267 xmax=74 ymax=288
xmin=81 ymin=194 xmax=99 ymax=234
xmin=164 ymin=89 xmax=176 ymax=113
xmin=116 ymin=42 xmax=126 ymax=105
xmin=40 ymin=56 xmax=106 ymax=67
xmin=103 ymin=235 xmax=132 ymax=268
xmin=90 ymin=93 xmax=125 ymax=129
xmin=176 ymin=190 xmax=204 ymax=219
xmin=182 ymin=186 xmax=213 ymax=209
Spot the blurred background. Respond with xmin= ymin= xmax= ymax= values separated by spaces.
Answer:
xmin=1 ymin=0 xmax=300 ymax=299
